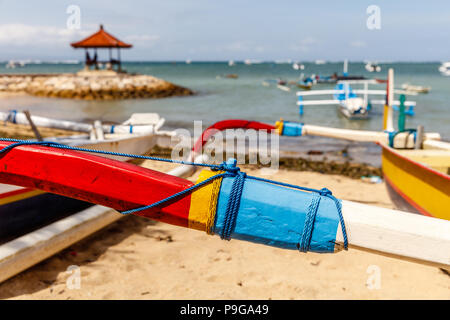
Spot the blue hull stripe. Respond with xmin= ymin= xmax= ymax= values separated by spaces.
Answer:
xmin=214 ymin=176 xmax=339 ymax=253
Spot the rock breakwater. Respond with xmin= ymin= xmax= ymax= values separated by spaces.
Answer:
xmin=0 ymin=73 xmax=193 ymax=100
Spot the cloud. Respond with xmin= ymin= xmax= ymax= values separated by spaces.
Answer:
xmin=301 ymin=37 xmax=318 ymax=45
xmin=0 ymin=24 xmax=91 ymax=47
xmin=124 ymin=34 xmax=160 ymax=44
xmin=291 ymin=37 xmax=319 ymax=52
xmin=350 ymin=41 xmax=367 ymax=48
xmin=221 ymin=41 xmax=265 ymax=53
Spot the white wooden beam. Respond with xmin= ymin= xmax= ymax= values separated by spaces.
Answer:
xmin=337 ymin=200 xmax=450 ymax=268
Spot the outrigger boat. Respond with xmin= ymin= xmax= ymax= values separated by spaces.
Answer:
xmin=0 ymin=119 xmax=448 ymax=286
xmin=302 ymin=60 xmax=366 ymax=86
xmin=0 ymin=111 xmax=173 ymax=242
xmin=0 ymin=112 xmax=448 ymax=283
xmin=365 ymin=62 xmax=381 ymax=72
xmin=296 ymin=70 xmax=416 ymax=119
xmin=401 ymin=83 xmax=431 ymax=94
xmin=439 ymin=61 xmax=450 ymax=76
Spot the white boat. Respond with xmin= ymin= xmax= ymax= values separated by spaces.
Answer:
xmin=292 ymin=62 xmax=305 ymax=70
xmin=365 ymin=62 xmax=381 ymax=72
xmin=228 ymin=60 xmax=235 ymax=66
xmin=401 ymin=83 xmax=431 ymax=94
xmin=277 ymin=84 xmax=291 ymax=92
xmin=296 ymin=72 xmax=417 ymax=119
xmin=439 ymin=61 xmax=450 ymax=76
xmin=0 ymin=111 xmax=165 ymax=136
xmin=5 ymin=60 xmax=25 ymax=69
xmin=315 ymin=60 xmax=326 ymax=65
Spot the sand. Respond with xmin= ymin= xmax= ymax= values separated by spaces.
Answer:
xmin=0 ymin=160 xmax=448 ymax=300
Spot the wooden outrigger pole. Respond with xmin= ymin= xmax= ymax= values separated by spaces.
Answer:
xmin=0 ymin=139 xmax=447 ymax=269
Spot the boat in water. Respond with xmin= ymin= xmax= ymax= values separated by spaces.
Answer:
xmin=438 ymin=61 xmax=450 ymax=76
xmin=296 ymin=77 xmax=416 ymax=119
xmin=365 ymin=62 xmax=381 ymax=72
xmin=292 ymin=62 xmax=305 ymax=70
xmin=401 ymin=83 xmax=431 ymax=94
xmin=5 ymin=60 xmax=26 ymax=69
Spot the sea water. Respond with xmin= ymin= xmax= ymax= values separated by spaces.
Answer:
xmin=0 ymin=61 xmax=448 ymax=166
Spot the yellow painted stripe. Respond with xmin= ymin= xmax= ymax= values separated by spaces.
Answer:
xmin=0 ymin=189 xmax=46 ymax=206
xmin=383 ymin=153 xmax=450 ymax=220
xmin=274 ymin=119 xmax=284 ymax=135
xmin=188 ymin=170 xmax=224 ymax=233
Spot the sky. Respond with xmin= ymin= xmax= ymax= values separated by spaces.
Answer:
xmin=0 ymin=0 xmax=449 ymax=62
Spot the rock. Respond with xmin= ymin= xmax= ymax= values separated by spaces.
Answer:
xmin=0 ymin=73 xmax=193 ymax=100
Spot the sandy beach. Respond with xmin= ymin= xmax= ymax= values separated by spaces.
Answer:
xmin=0 ymin=160 xmax=448 ymax=300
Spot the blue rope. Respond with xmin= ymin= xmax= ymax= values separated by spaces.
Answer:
xmin=299 ymin=193 xmax=321 ymax=252
xmin=120 ymin=172 xmax=231 ymax=215
xmin=220 ymin=170 xmax=246 ymax=240
xmin=0 ymin=138 xmax=348 ymax=251
xmin=388 ymin=129 xmax=417 ymax=148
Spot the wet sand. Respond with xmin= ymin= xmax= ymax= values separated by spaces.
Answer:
xmin=1 ymin=160 xmax=448 ymax=300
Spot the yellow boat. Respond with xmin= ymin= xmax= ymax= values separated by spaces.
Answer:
xmin=380 ymin=142 xmax=450 ymax=220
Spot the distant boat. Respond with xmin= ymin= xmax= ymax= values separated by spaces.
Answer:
xmin=244 ymin=59 xmax=262 ymax=65
xmin=292 ymin=62 xmax=305 ymax=70
xmin=439 ymin=62 xmax=450 ymax=76
xmin=228 ymin=60 xmax=235 ymax=66
xmin=401 ymin=83 xmax=431 ymax=94
xmin=315 ymin=60 xmax=326 ymax=65
xmin=185 ymin=59 xmax=192 ymax=64
xmin=5 ymin=60 xmax=26 ymax=69
xmin=277 ymin=84 xmax=291 ymax=92
xmin=365 ymin=62 xmax=381 ymax=72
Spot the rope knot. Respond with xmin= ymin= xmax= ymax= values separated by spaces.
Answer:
xmin=319 ymin=187 xmax=332 ymax=197
xmin=213 ymin=159 xmax=241 ymax=176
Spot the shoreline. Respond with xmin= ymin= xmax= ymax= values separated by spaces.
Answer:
xmin=148 ymin=145 xmax=382 ymax=179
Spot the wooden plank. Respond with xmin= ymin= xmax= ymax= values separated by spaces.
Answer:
xmin=0 ymin=206 xmax=118 ymax=284
xmin=301 ymin=124 xmax=441 ymax=144
xmin=338 ymin=200 xmax=450 ymax=268
xmin=23 ymin=110 xmax=43 ymax=141
xmin=297 ymin=100 xmax=340 ymax=105
xmin=423 ymin=139 xmax=450 ymax=151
